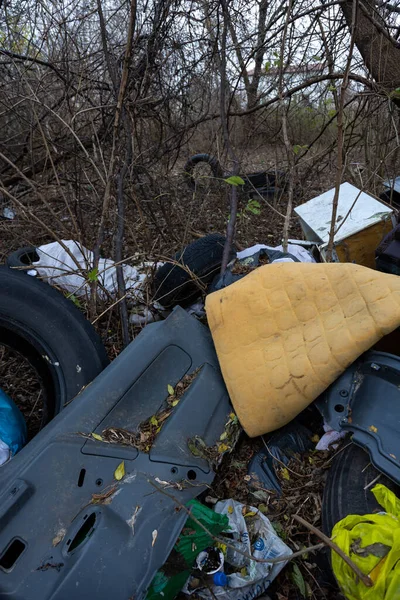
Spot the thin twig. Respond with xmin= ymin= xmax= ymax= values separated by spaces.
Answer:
xmin=292 ymin=514 xmax=373 ymax=587
xmin=325 ymin=0 xmax=358 ymax=261
xmin=149 ymin=479 xmax=325 ymax=565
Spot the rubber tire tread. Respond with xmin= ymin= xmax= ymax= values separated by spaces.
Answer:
xmin=184 ymin=154 xmax=224 ymax=187
xmin=0 ymin=266 xmax=109 ymax=417
xmin=322 ymin=442 xmax=400 ymax=536
xmin=6 ymin=246 xmax=40 ymax=270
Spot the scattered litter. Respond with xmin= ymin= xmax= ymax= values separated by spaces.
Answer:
xmin=183 ymin=499 xmax=291 ymax=599
xmin=206 ymin=261 xmax=400 ymax=437
xmin=315 ymin=423 xmax=346 ymax=451
xmin=2 ymin=207 xmax=15 ymax=220
xmin=237 ymin=243 xmax=315 ymax=264
xmin=31 ymin=240 xmax=163 ymax=303
xmin=332 ymin=483 xmax=400 ymax=600
xmin=146 ymin=500 xmax=229 ymax=600
xmin=294 ymin=182 xmax=395 ymax=267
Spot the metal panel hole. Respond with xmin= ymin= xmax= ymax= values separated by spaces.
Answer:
xmin=0 ymin=539 xmax=26 ymax=570
xmin=77 ymin=468 xmax=86 ymax=487
xmin=67 ymin=513 xmax=96 ymax=553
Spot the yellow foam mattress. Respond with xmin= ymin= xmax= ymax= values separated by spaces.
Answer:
xmin=206 ymin=262 xmax=400 ymax=437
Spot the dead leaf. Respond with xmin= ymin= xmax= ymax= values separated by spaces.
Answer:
xmin=149 ymin=416 xmax=158 ymax=426
xmin=152 ymin=530 xmax=158 ymax=547
xmin=281 ymin=467 xmax=290 ymax=481
xmin=350 ymin=538 xmax=391 ymax=559
xmin=251 ymin=489 xmax=269 ymax=502
xmin=218 ymin=443 xmax=229 ymax=453
xmin=52 ymin=528 xmax=66 ymax=547
xmin=171 ymin=399 xmax=179 ymax=407
xmin=369 ymin=425 xmax=378 ymax=433
xmin=219 ymin=432 xmax=228 ymax=441
xmin=167 ymin=384 xmax=174 ymax=395
xmin=114 ymin=461 xmax=125 ymax=481
xmin=91 ymin=486 xmax=117 ymax=505
xmin=91 ymin=433 xmax=103 ymax=441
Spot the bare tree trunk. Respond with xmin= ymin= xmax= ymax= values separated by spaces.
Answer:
xmin=341 ymin=0 xmax=400 ymax=94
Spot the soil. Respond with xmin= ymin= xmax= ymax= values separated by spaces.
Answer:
xmin=0 ymin=345 xmax=44 ymax=440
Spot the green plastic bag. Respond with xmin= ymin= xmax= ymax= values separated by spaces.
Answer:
xmin=332 ymin=484 xmax=400 ymax=600
xmin=145 ymin=499 xmax=229 ymax=600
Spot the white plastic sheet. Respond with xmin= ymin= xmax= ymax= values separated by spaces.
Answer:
xmin=32 ymin=240 xmax=162 ymax=301
xmin=237 ymin=243 xmax=315 ymax=264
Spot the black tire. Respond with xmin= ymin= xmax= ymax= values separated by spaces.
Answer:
xmin=322 ymin=442 xmax=400 ymax=537
xmin=153 ymin=234 xmax=229 ymax=308
xmin=184 ymin=154 xmax=224 ymax=188
xmin=243 ymin=171 xmax=269 ymax=189
xmin=6 ymin=246 xmax=40 ymax=270
xmin=0 ymin=266 xmax=109 ymax=428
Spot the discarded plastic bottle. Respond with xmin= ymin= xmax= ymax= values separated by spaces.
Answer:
xmin=188 ymin=571 xmax=228 ymax=589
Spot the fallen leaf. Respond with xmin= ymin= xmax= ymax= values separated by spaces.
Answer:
xmin=229 ymin=412 xmax=236 ymax=420
xmin=150 ymin=416 xmax=158 ymax=426
xmin=171 ymin=399 xmax=179 ymax=407
xmin=91 ymin=433 xmax=103 ymax=441
xmin=167 ymin=384 xmax=174 ymax=395
xmin=114 ymin=461 xmax=125 ymax=481
xmin=152 ymin=529 xmax=158 ymax=546
xmin=281 ymin=467 xmax=290 ymax=481
xmin=218 ymin=443 xmax=229 ymax=453
xmin=369 ymin=425 xmax=378 ymax=433
xmin=219 ymin=432 xmax=228 ymax=441
xmin=258 ymin=503 xmax=268 ymax=514
xmin=292 ymin=563 xmax=306 ymax=597
xmin=240 ymin=567 xmax=247 ymax=577
xmin=251 ymin=489 xmax=269 ymax=502
xmin=244 ymin=511 xmax=257 ymax=518
xmin=350 ymin=538 xmax=391 ymax=559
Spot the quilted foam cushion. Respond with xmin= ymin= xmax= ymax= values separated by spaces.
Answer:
xmin=206 ymin=262 xmax=400 ymax=437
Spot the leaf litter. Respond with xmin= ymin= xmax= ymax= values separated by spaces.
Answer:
xmin=79 ymin=367 xmax=202 ymax=453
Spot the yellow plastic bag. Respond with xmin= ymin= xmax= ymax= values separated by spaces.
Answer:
xmin=332 ymin=484 xmax=400 ymax=600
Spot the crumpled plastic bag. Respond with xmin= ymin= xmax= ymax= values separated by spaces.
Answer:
xmin=332 ymin=484 xmax=400 ymax=600
xmin=186 ymin=499 xmax=291 ymax=599
xmin=32 ymin=240 xmax=162 ymax=301
xmin=145 ymin=499 xmax=229 ymax=600
xmin=0 ymin=388 xmax=27 ymax=463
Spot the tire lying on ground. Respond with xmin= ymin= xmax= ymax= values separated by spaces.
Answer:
xmin=6 ymin=246 xmax=40 ymax=271
xmin=184 ymin=154 xmax=224 ymax=188
xmin=0 ymin=266 xmax=109 ymax=428
xmin=322 ymin=442 xmax=400 ymax=536
xmin=153 ymin=234 xmax=229 ymax=308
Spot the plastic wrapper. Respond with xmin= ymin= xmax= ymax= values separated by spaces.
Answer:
xmin=185 ymin=499 xmax=292 ymax=600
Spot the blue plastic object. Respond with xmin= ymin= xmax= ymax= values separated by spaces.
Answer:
xmin=213 ymin=572 xmax=228 ymax=586
xmin=0 ymin=388 xmax=27 ymax=455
